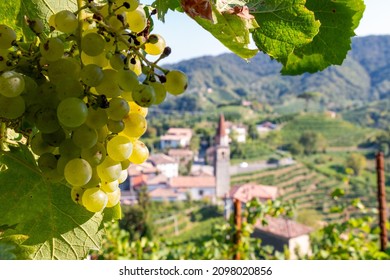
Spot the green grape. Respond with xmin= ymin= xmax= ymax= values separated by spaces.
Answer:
xmin=97 ymin=126 xmax=109 ymax=142
xmin=121 ymin=91 xmax=133 ymax=102
xmin=108 ymin=14 xmax=126 ymax=32
xmin=54 ymin=10 xmax=78 ymax=33
xmin=117 ymin=69 xmax=139 ymax=92
xmin=109 ymin=53 xmax=125 ymax=70
xmin=81 ymin=33 xmax=105 ymax=56
xmin=105 ymin=188 xmax=121 ymax=208
xmin=0 ymin=49 xmax=10 ymax=71
xmin=29 ymin=18 xmax=45 ymax=34
xmin=49 ymin=14 xmax=57 ymax=29
xmin=118 ymin=169 xmax=128 ymax=183
xmin=20 ymin=75 xmax=39 ymax=105
xmin=59 ymin=138 xmax=81 ymax=159
xmin=37 ymin=82 xmax=60 ymax=107
xmin=80 ymin=64 xmax=104 ymax=87
xmin=132 ymin=84 xmax=155 ymax=107
xmin=122 ymin=112 xmax=147 ymax=138
xmin=71 ymin=186 xmax=85 ymax=205
xmin=100 ymin=180 xmax=119 ymax=193
xmin=0 ymin=71 xmax=25 ymax=98
xmin=82 ymin=187 xmax=108 ymax=212
xmin=81 ymin=51 xmax=108 ymax=68
xmin=35 ymin=107 xmax=60 ymax=133
xmin=41 ymin=128 xmax=66 ymax=147
xmin=127 ymin=55 xmax=142 ymax=75
xmin=81 ymin=142 xmax=106 ymax=166
xmin=150 ymin=82 xmax=167 ymax=105
xmin=164 ymin=70 xmax=188 ymax=95
xmin=121 ymin=159 xmax=131 ymax=170
xmin=55 ymin=79 xmax=84 ymax=100
xmin=107 ymin=135 xmax=133 ymax=162
xmin=129 ymin=139 xmax=149 ymax=164
xmin=107 ymin=97 xmax=129 ymax=121
xmin=0 ymin=95 xmax=25 ymax=119
xmin=47 ymin=58 xmax=81 ymax=85
xmin=0 ymin=25 xmax=16 ymax=49
xmin=144 ymin=34 xmax=166 ymax=56
xmin=82 ymin=168 xmax=101 ymax=188
xmin=95 ymin=69 xmax=122 ymax=98
xmin=128 ymin=101 xmax=148 ymax=117
xmin=86 ymin=107 xmax=108 ymax=129
xmin=126 ymin=7 xmax=147 ymax=33
xmin=115 ymin=0 xmax=139 ymax=12
xmin=96 ymin=156 xmax=122 ymax=182
xmin=40 ymin=37 xmax=64 ymax=62
xmin=38 ymin=152 xmax=63 ymax=182
xmin=31 ymin=133 xmax=55 ymax=156
xmin=72 ymin=124 xmax=98 ymax=149
xmin=64 ymin=158 xmax=93 ymax=187
xmin=57 ymin=97 xmax=88 ymax=128
xmin=107 ymin=119 xmax=125 ymax=133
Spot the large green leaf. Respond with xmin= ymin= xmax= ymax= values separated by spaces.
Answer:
xmin=0 ymin=147 xmax=119 ymax=259
xmin=194 ymin=5 xmax=258 ymax=59
xmin=250 ymin=0 xmax=320 ymax=65
xmin=281 ymin=0 xmax=365 ymax=74
xmin=0 ymin=0 xmax=77 ymax=40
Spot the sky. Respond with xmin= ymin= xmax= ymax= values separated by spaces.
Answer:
xmin=145 ymin=0 xmax=390 ymax=64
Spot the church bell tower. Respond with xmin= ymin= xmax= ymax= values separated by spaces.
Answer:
xmin=214 ymin=114 xmax=230 ymax=198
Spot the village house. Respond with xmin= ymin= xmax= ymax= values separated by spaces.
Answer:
xmin=256 ymin=121 xmax=277 ymax=136
xmin=148 ymin=153 xmax=179 ymax=178
xmin=169 ymin=176 xmax=216 ymax=201
xmin=168 ymin=148 xmax=194 ymax=165
xmin=225 ymin=121 xmax=247 ymax=143
xmin=160 ymin=128 xmax=193 ymax=150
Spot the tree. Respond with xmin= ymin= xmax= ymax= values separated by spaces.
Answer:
xmin=297 ymin=92 xmax=321 ymax=112
xmin=0 ymin=0 xmax=366 ymax=259
xmin=299 ymin=131 xmax=327 ymax=155
xmin=288 ymin=141 xmax=304 ymax=156
xmin=247 ymin=123 xmax=259 ymax=140
xmin=345 ymin=153 xmax=367 ymax=176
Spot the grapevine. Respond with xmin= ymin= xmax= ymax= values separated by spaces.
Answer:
xmin=0 ymin=0 xmax=187 ymax=213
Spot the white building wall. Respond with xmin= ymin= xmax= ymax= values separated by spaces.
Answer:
xmin=157 ymin=163 xmax=179 ymax=178
xmin=189 ymin=187 xmax=216 ymax=200
xmin=288 ymin=235 xmax=311 ymax=259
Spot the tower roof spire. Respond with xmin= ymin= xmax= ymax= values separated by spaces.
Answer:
xmin=216 ymin=113 xmax=228 ymax=146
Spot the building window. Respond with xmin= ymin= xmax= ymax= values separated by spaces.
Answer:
xmin=199 ymin=190 xmax=204 ymax=196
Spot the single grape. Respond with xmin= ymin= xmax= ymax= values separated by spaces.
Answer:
xmin=54 ymin=10 xmax=78 ymax=33
xmin=55 ymin=79 xmax=84 ymax=100
xmin=117 ymin=69 xmax=139 ymax=92
xmin=126 ymin=7 xmax=147 ymax=33
xmin=81 ymin=168 xmax=101 ymax=189
xmin=118 ymin=169 xmax=128 ymax=183
xmin=40 ymin=38 xmax=64 ymax=62
xmin=128 ymin=101 xmax=148 ymax=117
xmin=0 ymin=71 xmax=25 ymax=97
xmin=105 ymin=188 xmax=121 ymax=208
xmin=132 ymin=84 xmax=155 ymax=107
xmin=82 ymin=187 xmax=108 ymax=212
xmin=86 ymin=107 xmax=108 ymax=129
xmin=129 ymin=140 xmax=149 ymax=164
xmin=100 ymin=180 xmax=119 ymax=193
xmin=122 ymin=113 xmax=147 ymax=138
xmin=47 ymin=58 xmax=80 ymax=85
xmin=150 ymin=82 xmax=167 ymax=105
xmin=38 ymin=152 xmax=63 ymax=182
xmin=71 ymin=186 xmax=85 ymax=205
xmin=81 ymin=33 xmax=106 ymax=56
xmin=107 ymin=119 xmax=125 ymax=133
xmin=35 ymin=107 xmax=60 ymax=133
xmin=59 ymin=138 xmax=81 ymax=159
xmin=81 ymin=142 xmax=106 ymax=166
xmin=96 ymin=156 xmax=122 ymax=182
xmin=72 ymin=124 xmax=98 ymax=149
xmin=81 ymin=51 xmax=109 ymax=68
xmin=0 ymin=25 xmax=16 ymax=49
xmin=95 ymin=69 xmax=122 ymax=98
xmin=144 ymin=34 xmax=166 ymax=56
xmin=0 ymin=95 xmax=25 ymax=119
xmin=41 ymin=128 xmax=67 ymax=147
xmin=57 ymin=98 xmax=88 ymax=128
xmin=107 ymin=97 xmax=129 ymax=121
xmin=31 ymin=133 xmax=55 ymax=156
xmin=97 ymin=126 xmax=109 ymax=142
xmin=164 ymin=70 xmax=188 ymax=95
xmin=107 ymin=135 xmax=133 ymax=162
xmin=64 ymin=158 xmax=93 ymax=187
xmin=109 ymin=53 xmax=126 ymax=70
xmin=121 ymin=159 xmax=131 ymax=170
xmin=80 ymin=64 xmax=104 ymax=87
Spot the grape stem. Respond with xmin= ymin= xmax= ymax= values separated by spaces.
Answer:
xmin=76 ymin=0 xmax=85 ymax=65
xmin=0 ymin=122 xmax=6 ymax=151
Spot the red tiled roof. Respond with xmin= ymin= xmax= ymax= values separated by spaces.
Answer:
xmin=170 ymin=176 xmax=216 ymax=188
xmin=255 ymin=217 xmax=313 ymax=239
xmin=230 ymin=183 xmax=278 ymax=203
xmin=131 ymin=174 xmax=147 ymax=188
xmin=149 ymin=188 xmax=179 ymax=198
xmin=168 ymin=149 xmax=194 ymax=157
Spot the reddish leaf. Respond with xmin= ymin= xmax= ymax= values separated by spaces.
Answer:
xmin=181 ymin=0 xmax=213 ymax=22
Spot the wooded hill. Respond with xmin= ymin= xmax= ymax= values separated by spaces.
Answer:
xmin=161 ymin=35 xmax=390 ymax=113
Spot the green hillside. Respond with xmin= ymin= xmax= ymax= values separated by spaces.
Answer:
xmin=280 ymin=114 xmax=373 ymax=147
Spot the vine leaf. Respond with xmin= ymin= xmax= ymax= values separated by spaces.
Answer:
xmin=151 ymin=0 xmax=183 ymax=22
xmin=250 ymin=0 xmax=320 ymax=69
xmin=0 ymin=147 xmax=120 ymax=260
xmin=0 ymin=0 xmax=77 ymax=41
xmin=280 ymin=0 xmax=366 ymax=74
xmin=193 ymin=4 xmax=259 ymax=59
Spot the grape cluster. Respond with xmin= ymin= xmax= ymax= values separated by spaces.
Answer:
xmin=0 ymin=0 xmax=188 ymax=213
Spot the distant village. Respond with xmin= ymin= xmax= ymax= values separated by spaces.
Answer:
xmin=119 ymin=114 xmax=313 ymax=258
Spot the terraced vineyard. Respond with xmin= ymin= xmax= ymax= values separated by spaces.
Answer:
xmin=231 ymin=163 xmax=379 ymax=223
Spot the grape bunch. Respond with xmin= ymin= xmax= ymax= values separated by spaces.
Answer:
xmin=0 ymin=0 xmax=188 ymax=213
